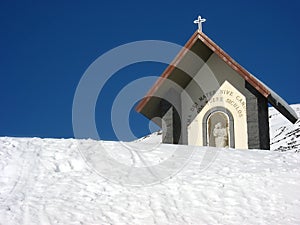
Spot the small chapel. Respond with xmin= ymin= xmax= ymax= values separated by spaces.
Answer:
xmin=136 ymin=16 xmax=298 ymax=150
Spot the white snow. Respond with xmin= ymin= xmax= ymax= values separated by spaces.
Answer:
xmin=269 ymin=104 xmax=300 ymax=151
xmin=0 ymin=105 xmax=300 ymax=224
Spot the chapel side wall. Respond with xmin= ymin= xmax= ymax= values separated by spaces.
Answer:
xmin=245 ymin=82 xmax=270 ymax=149
xmin=161 ymin=88 xmax=182 ymax=144
xmin=258 ymin=96 xmax=270 ymax=149
xmin=161 ymin=101 xmax=173 ymax=144
xmin=245 ymin=93 xmax=260 ymax=149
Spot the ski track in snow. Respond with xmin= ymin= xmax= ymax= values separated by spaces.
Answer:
xmin=0 ymin=105 xmax=300 ymax=225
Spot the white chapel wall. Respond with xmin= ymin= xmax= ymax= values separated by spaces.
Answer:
xmin=181 ymin=53 xmax=249 ymax=149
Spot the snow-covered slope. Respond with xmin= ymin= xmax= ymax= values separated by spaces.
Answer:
xmin=1 ymin=136 xmax=300 ymax=224
xmin=0 ymin=105 xmax=300 ymax=224
xmin=137 ymin=104 xmax=300 ymax=152
xmin=134 ymin=130 xmax=163 ymax=144
xmin=269 ymin=104 xmax=300 ymax=151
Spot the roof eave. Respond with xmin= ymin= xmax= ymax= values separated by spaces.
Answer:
xmin=135 ymin=31 xmax=199 ymax=113
xmin=136 ymin=30 xmax=298 ymax=124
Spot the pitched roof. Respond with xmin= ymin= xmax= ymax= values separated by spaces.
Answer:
xmin=136 ymin=30 xmax=298 ymax=124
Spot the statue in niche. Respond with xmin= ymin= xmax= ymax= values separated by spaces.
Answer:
xmin=213 ymin=122 xmax=228 ymax=148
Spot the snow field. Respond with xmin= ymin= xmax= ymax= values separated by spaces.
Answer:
xmin=0 ymin=104 xmax=300 ymax=224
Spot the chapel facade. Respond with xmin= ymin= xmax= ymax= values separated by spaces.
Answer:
xmin=136 ymin=25 xmax=298 ymax=150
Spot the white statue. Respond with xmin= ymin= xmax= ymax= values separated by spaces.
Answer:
xmin=213 ymin=122 xmax=228 ymax=148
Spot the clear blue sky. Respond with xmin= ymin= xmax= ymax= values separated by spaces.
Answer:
xmin=0 ymin=0 xmax=299 ymax=140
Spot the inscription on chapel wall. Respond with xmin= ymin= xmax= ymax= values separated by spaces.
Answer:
xmin=187 ymin=88 xmax=247 ymax=125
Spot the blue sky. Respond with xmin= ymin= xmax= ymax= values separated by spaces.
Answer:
xmin=0 ymin=0 xmax=299 ymax=140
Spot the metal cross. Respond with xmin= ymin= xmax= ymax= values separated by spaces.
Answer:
xmin=194 ymin=16 xmax=206 ymax=32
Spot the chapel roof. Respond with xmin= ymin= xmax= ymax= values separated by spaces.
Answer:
xmin=136 ymin=30 xmax=298 ymax=124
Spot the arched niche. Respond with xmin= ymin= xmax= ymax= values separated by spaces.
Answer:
xmin=203 ymin=107 xmax=235 ymax=148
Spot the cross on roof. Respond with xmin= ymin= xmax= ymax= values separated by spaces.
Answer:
xmin=194 ymin=16 xmax=206 ymax=32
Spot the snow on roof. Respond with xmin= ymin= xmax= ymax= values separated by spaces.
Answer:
xmin=260 ymin=78 xmax=298 ymax=123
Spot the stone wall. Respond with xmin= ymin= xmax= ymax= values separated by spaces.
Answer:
xmin=245 ymin=82 xmax=270 ymax=149
xmin=161 ymin=88 xmax=182 ymax=144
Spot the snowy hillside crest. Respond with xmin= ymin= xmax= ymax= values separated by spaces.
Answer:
xmin=269 ymin=104 xmax=300 ymax=152
xmin=1 ymin=105 xmax=300 ymax=224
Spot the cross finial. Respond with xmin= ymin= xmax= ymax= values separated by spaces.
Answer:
xmin=194 ymin=16 xmax=206 ymax=33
